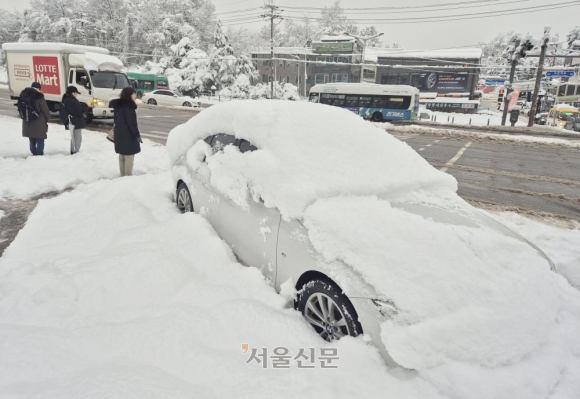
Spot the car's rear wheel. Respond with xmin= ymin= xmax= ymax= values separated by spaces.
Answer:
xmin=176 ymin=182 xmax=193 ymax=213
xmin=296 ymin=278 xmax=362 ymax=341
xmin=183 ymin=101 xmax=192 ymax=107
xmin=371 ymin=112 xmax=383 ymax=122
xmin=148 ymin=98 xmax=157 ymax=105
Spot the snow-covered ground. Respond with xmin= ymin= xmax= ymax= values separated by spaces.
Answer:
xmin=0 ymin=111 xmax=579 ymax=398
xmin=420 ymin=108 xmax=528 ymax=127
xmin=0 ymin=117 xmax=168 ymax=200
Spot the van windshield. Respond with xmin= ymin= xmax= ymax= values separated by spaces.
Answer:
xmin=90 ymin=71 xmax=130 ymax=89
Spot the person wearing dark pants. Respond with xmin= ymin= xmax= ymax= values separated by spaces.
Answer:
xmin=62 ymin=86 xmax=86 ymax=155
xmin=21 ymin=82 xmax=50 ymax=156
xmin=110 ymin=87 xmax=141 ymax=177
xmin=29 ymin=138 xmax=45 ymax=155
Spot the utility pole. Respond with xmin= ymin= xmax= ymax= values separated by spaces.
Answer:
xmin=260 ymin=1 xmax=283 ymax=99
xmin=528 ymin=27 xmax=551 ymax=127
xmin=343 ymin=31 xmax=384 ymax=83
xmin=501 ymin=38 xmax=521 ymax=126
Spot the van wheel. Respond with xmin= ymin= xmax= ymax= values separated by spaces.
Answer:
xmin=372 ymin=112 xmax=383 ymax=122
xmin=295 ymin=278 xmax=362 ymax=341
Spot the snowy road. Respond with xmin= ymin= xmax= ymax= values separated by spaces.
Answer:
xmin=0 ymin=89 xmax=579 ymax=221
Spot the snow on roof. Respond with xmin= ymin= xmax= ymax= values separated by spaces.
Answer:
xmin=69 ymin=52 xmax=124 ymax=72
xmin=1 ymin=42 xmax=109 ymax=54
xmin=376 ymin=47 xmax=482 ymax=60
xmin=319 ymin=35 xmax=356 ymax=42
xmin=167 ymin=100 xmax=456 ymax=220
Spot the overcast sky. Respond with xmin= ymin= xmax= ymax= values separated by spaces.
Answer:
xmin=1 ymin=0 xmax=577 ymax=49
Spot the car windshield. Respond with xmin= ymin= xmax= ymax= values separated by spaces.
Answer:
xmin=90 ymin=71 xmax=130 ymax=89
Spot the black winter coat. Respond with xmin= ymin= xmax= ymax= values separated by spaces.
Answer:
xmin=20 ymin=88 xmax=51 ymax=139
xmin=111 ymin=99 xmax=141 ymax=155
xmin=62 ymin=94 xmax=86 ymax=129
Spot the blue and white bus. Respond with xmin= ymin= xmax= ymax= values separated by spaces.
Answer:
xmin=308 ymin=83 xmax=420 ymax=122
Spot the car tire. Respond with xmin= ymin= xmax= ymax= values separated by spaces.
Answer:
xmin=148 ymin=99 xmax=157 ymax=105
xmin=183 ymin=101 xmax=192 ymax=107
xmin=371 ymin=111 xmax=383 ymax=122
xmin=295 ymin=278 xmax=362 ymax=341
xmin=176 ymin=182 xmax=193 ymax=213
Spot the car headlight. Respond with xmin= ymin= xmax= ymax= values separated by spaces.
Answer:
xmin=372 ymin=299 xmax=398 ymax=318
xmin=92 ymin=98 xmax=107 ymax=107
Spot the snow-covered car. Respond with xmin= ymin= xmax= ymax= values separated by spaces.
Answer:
xmin=167 ymin=101 xmax=556 ymax=366
xmin=142 ymin=89 xmax=199 ymax=107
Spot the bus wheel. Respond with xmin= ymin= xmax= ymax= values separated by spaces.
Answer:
xmin=372 ymin=112 xmax=383 ymax=122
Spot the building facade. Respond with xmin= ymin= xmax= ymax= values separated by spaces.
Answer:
xmin=375 ymin=48 xmax=482 ymax=114
xmin=251 ymin=36 xmax=363 ymax=97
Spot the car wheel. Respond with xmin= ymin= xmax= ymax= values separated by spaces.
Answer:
xmin=176 ymin=182 xmax=193 ymax=213
xmin=148 ymin=98 xmax=157 ymax=105
xmin=296 ymin=278 xmax=362 ymax=341
xmin=371 ymin=111 xmax=383 ymax=122
xmin=183 ymin=101 xmax=192 ymax=107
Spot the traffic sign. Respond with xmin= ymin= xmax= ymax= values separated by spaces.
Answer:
xmin=546 ymin=71 xmax=575 ymax=77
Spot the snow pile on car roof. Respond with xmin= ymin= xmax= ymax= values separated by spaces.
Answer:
xmin=167 ymin=100 xmax=457 ymax=220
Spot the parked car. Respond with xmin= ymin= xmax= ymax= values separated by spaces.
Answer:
xmin=142 ymin=89 xmax=200 ymax=107
xmin=167 ymin=101 xmax=556 ymax=365
xmin=534 ymin=112 xmax=548 ymax=125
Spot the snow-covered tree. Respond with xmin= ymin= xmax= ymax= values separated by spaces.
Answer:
xmin=567 ymin=26 xmax=580 ymax=49
xmin=318 ymin=0 xmax=357 ymax=36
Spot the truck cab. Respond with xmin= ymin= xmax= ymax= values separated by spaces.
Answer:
xmin=1 ymin=42 xmax=129 ymax=123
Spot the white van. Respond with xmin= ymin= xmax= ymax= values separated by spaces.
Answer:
xmin=2 ymin=42 xmax=130 ymax=123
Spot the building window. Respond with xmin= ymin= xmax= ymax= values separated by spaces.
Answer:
xmin=363 ymin=69 xmax=375 ymax=80
xmin=397 ymin=74 xmax=410 ymax=85
xmin=381 ymin=73 xmax=398 ymax=85
xmin=331 ymin=73 xmax=348 ymax=83
xmin=315 ymin=74 xmax=329 ymax=84
xmin=262 ymin=74 xmax=269 ymax=83
xmin=262 ymin=59 xmax=270 ymax=67
xmin=410 ymin=73 xmax=422 ymax=88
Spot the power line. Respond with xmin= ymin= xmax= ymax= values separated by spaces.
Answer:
xmin=281 ymin=1 xmax=579 ymax=24
xmin=278 ymin=0 xmax=529 ymax=11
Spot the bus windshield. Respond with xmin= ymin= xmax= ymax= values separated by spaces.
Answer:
xmin=90 ymin=71 xmax=130 ymax=89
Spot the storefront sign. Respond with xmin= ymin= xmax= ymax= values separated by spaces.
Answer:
xmin=312 ymin=42 xmax=354 ymax=53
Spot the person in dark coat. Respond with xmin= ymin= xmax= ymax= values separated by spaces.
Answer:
xmin=62 ymin=86 xmax=86 ymax=155
xmin=21 ymin=82 xmax=51 ymax=156
xmin=110 ymin=87 xmax=141 ymax=176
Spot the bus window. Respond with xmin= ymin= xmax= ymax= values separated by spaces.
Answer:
xmin=321 ymin=93 xmax=345 ymax=106
xmin=371 ymin=96 xmax=387 ymax=108
xmin=345 ymin=96 xmax=359 ymax=107
xmin=386 ymin=96 xmax=411 ymax=109
xmin=143 ymin=81 xmax=154 ymax=91
xmin=359 ymin=96 xmax=372 ymax=108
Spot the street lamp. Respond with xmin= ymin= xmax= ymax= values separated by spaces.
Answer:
xmin=289 ymin=54 xmax=302 ymax=97
xmin=343 ymin=31 xmax=384 ymax=83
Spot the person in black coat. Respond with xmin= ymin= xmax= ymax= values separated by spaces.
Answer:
xmin=62 ymin=86 xmax=86 ymax=155
xmin=110 ymin=87 xmax=141 ymax=176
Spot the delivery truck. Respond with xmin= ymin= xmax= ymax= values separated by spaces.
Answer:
xmin=1 ymin=42 xmax=131 ymax=123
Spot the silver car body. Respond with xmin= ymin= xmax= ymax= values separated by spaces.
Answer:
xmin=170 ymin=135 xmax=555 ymax=364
